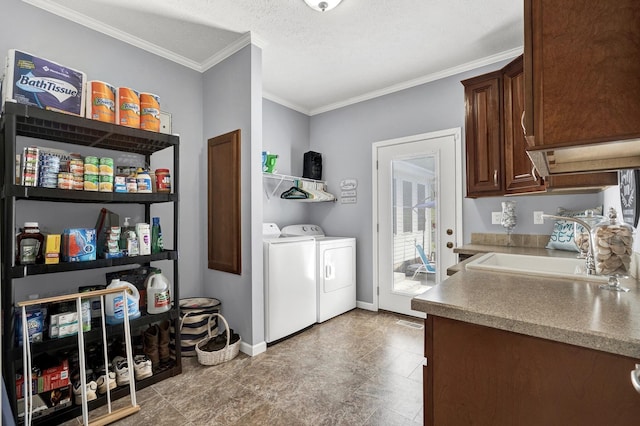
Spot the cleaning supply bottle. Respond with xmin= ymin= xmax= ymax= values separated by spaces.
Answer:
xmin=151 ymin=217 xmax=163 ymax=254
xmin=136 ymin=222 xmax=151 ymax=255
xmin=105 ymin=279 xmax=140 ymax=324
xmin=145 ymin=271 xmax=171 ymax=314
xmin=119 ymin=217 xmax=132 ymax=252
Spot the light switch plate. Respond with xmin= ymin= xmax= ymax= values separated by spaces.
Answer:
xmin=491 ymin=211 xmax=502 ymax=225
xmin=533 ymin=211 xmax=544 ymax=225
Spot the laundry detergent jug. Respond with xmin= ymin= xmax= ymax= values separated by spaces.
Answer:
xmin=145 ymin=271 xmax=171 ymax=314
xmin=105 ymin=279 xmax=141 ymax=324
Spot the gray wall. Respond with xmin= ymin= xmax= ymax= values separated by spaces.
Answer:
xmin=1 ymin=0 xmax=205 ymax=301
xmin=262 ymin=99 xmax=311 ymax=226
xmin=307 ymin=62 xmax=603 ymax=304
xmin=201 ymin=45 xmax=264 ymax=346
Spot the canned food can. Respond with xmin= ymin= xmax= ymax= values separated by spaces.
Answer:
xmin=58 ymin=172 xmax=74 ymax=190
xmin=73 ymin=175 xmax=84 ymax=190
xmin=84 ymin=156 xmax=99 ymax=174
xmin=70 ymin=159 xmax=84 ymax=176
xmin=84 ymin=174 xmax=99 ymax=191
xmin=99 ymin=176 xmax=113 ymax=192
xmin=99 ymin=157 xmax=114 ymax=175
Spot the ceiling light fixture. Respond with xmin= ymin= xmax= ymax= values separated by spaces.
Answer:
xmin=304 ymin=0 xmax=343 ymax=12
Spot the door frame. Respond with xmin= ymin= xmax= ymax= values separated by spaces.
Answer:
xmin=371 ymin=128 xmax=463 ymax=312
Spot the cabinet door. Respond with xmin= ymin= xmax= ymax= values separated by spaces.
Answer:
xmin=503 ymin=56 xmax=545 ymax=194
xmin=463 ymin=72 xmax=503 ymax=197
xmin=524 ymin=0 xmax=640 ymax=148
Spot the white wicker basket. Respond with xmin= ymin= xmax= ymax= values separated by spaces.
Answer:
xmin=195 ymin=313 xmax=240 ymax=366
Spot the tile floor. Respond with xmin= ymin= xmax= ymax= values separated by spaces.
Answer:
xmin=63 ymin=309 xmax=425 ymax=426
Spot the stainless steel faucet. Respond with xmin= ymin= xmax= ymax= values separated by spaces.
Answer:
xmin=541 ymin=214 xmax=596 ymax=275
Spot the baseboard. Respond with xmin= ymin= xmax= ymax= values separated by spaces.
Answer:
xmin=356 ymin=300 xmax=377 ymax=312
xmin=240 ymin=340 xmax=266 ymax=357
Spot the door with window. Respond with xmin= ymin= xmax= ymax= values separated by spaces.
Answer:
xmin=373 ymin=128 xmax=462 ymax=317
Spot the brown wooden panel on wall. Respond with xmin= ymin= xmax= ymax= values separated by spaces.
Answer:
xmin=207 ymin=129 xmax=241 ymax=274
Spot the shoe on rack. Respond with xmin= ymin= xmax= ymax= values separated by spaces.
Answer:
xmin=112 ymin=356 xmax=130 ymax=387
xmin=143 ymin=325 xmax=160 ymax=369
xmin=133 ymin=355 xmax=153 ymax=380
xmin=158 ymin=320 xmax=171 ymax=364
xmin=95 ymin=368 xmax=117 ymax=395
xmin=73 ymin=380 xmax=97 ymax=405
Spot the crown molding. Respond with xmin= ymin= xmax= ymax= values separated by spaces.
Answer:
xmin=22 ymin=0 xmax=523 ymax=118
xmin=262 ymin=91 xmax=310 ymax=116
xmin=22 ymin=0 xmax=203 ymax=71
xmin=200 ymin=32 xmax=268 ymax=72
xmin=308 ymin=46 xmax=524 ymax=116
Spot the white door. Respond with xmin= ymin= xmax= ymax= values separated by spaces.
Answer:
xmin=373 ymin=128 xmax=462 ymax=317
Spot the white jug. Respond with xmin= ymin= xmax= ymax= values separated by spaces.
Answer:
xmin=145 ymin=271 xmax=171 ymax=314
xmin=105 ymin=279 xmax=141 ymax=324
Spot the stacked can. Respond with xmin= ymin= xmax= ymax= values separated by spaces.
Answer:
xmin=22 ymin=147 xmax=39 ymax=187
xmin=99 ymin=157 xmax=114 ymax=192
xmin=69 ymin=158 xmax=84 ymax=190
xmin=83 ymin=156 xmax=99 ymax=191
xmin=38 ymin=154 xmax=60 ymax=189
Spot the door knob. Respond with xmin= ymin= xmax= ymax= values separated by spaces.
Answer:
xmin=446 ymin=229 xmax=453 ymax=235
xmin=446 ymin=242 xmax=454 ymax=249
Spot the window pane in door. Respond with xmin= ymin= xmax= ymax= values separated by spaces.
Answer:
xmin=391 ymin=156 xmax=436 ymax=296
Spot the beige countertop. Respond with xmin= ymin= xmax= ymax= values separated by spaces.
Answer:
xmin=413 ymin=259 xmax=640 ymax=359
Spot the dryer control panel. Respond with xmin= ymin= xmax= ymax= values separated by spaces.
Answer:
xmin=281 ymin=224 xmax=325 ymax=237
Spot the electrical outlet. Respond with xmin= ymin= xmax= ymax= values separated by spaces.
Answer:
xmin=491 ymin=211 xmax=502 ymax=225
xmin=533 ymin=211 xmax=545 ymax=225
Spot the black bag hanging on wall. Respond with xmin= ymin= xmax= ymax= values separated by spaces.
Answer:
xmin=303 ymin=151 xmax=322 ymax=180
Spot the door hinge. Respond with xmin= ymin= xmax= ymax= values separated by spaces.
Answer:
xmin=376 ymin=160 xmax=378 ymax=170
xmin=376 ymin=223 xmax=379 ymax=232
xmin=377 ymin=286 xmax=379 ymax=295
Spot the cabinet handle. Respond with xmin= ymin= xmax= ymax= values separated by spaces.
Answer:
xmin=493 ymin=170 xmax=498 ymax=187
xmin=521 ymin=110 xmax=526 ymax=136
xmin=632 ymin=364 xmax=640 ymax=394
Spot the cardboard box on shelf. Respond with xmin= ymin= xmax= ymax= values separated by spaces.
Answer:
xmin=16 ymin=359 xmax=69 ymax=398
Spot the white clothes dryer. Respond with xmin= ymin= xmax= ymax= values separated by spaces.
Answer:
xmin=263 ymin=223 xmax=317 ymax=343
xmin=281 ymin=224 xmax=356 ymax=323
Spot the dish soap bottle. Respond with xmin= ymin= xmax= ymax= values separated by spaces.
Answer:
xmin=151 ymin=217 xmax=163 ymax=254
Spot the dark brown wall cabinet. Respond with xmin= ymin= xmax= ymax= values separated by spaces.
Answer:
xmin=463 ymin=55 xmax=617 ymax=198
xmin=524 ymin=0 xmax=640 ymax=175
xmin=463 ymin=56 xmax=544 ymax=198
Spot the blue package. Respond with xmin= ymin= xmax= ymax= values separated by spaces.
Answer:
xmin=3 ymin=49 xmax=86 ymax=116
xmin=15 ymin=308 xmax=45 ymax=346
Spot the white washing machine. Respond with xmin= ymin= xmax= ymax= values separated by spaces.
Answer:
xmin=263 ymin=223 xmax=317 ymax=343
xmin=281 ymin=224 xmax=356 ymax=323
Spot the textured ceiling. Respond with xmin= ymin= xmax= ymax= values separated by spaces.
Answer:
xmin=24 ymin=0 xmax=523 ymax=115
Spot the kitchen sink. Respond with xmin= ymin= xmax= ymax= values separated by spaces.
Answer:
xmin=465 ymin=252 xmax=609 ymax=282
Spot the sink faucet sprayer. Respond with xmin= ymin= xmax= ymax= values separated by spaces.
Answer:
xmin=541 ymin=214 xmax=596 ymax=275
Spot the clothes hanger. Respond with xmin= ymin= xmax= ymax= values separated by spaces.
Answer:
xmin=280 ymin=186 xmax=310 ymax=199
